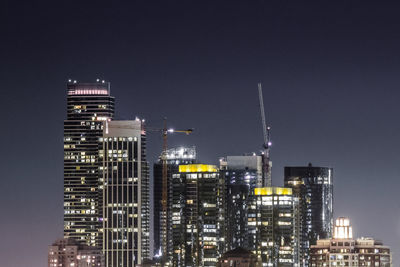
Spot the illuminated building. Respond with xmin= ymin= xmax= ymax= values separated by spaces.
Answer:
xmin=171 ymin=164 xmax=226 ymax=267
xmin=48 ymin=238 xmax=104 ymax=267
xmin=247 ymin=187 xmax=300 ymax=267
xmin=99 ymin=120 xmax=150 ymax=266
xmin=217 ymin=247 xmax=260 ymax=267
xmin=284 ymin=164 xmax=333 ymax=266
xmin=64 ymin=80 xmax=115 ymax=247
xmin=310 ymin=217 xmax=392 ymax=267
xmin=219 ymin=155 xmax=262 ymax=250
xmin=153 ymin=146 xmax=196 ymax=260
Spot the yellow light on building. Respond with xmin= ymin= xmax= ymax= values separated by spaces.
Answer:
xmin=254 ymin=187 xmax=273 ymax=195
xmin=254 ymin=187 xmax=292 ymax=196
xmin=275 ymin=187 xmax=292 ymax=195
xmin=179 ymin=164 xmax=218 ymax=173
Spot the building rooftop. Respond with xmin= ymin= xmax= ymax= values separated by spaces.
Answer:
xmin=254 ymin=187 xmax=292 ymax=196
xmin=178 ymin=164 xmax=218 ymax=173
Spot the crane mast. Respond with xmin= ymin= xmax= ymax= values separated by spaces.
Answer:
xmin=258 ymin=83 xmax=272 ymax=187
xmin=161 ymin=119 xmax=168 ymax=264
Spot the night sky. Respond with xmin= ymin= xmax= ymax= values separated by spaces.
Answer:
xmin=1 ymin=1 xmax=400 ymax=266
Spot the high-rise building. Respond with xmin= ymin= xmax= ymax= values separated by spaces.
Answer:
xmin=247 ymin=187 xmax=300 ymax=267
xmin=310 ymin=217 xmax=392 ymax=267
xmin=48 ymin=238 xmax=104 ymax=267
xmin=284 ymin=164 xmax=333 ymax=266
xmin=171 ymin=164 xmax=226 ymax=267
xmin=99 ymin=120 xmax=150 ymax=266
xmin=219 ymin=155 xmax=262 ymax=250
xmin=153 ymin=147 xmax=196 ymax=259
xmin=64 ymin=80 xmax=115 ymax=247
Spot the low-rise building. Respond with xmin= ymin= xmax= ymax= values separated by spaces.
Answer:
xmin=48 ymin=238 xmax=104 ymax=267
xmin=310 ymin=217 xmax=392 ymax=267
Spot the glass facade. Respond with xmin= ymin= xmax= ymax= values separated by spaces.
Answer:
xmin=220 ymin=155 xmax=262 ymax=251
xmin=153 ymin=147 xmax=196 ymax=261
xmin=247 ymin=187 xmax=300 ymax=267
xmin=99 ymin=120 xmax=148 ymax=266
xmin=64 ymin=81 xmax=115 ymax=247
xmin=284 ymin=164 xmax=333 ymax=266
xmin=171 ymin=164 xmax=226 ymax=267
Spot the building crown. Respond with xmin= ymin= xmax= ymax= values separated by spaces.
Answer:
xmin=333 ymin=217 xmax=353 ymax=239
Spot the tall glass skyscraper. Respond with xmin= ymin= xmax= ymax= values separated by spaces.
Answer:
xmin=99 ymin=120 xmax=148 ymax=266
xmin=153 ymin=147 xmax=196 ymax=260
xmin=63 ymin=80 xmax=115 ymax=247
xmin=247 ymin=187 xmax=300 ymax=267
xmin=284 ymin=164 xmax=333 ymax=267
xmin=171 ymin=164 xmax=226 ymax=267
xmin=219 ymin=155 xmax=262 ymax=250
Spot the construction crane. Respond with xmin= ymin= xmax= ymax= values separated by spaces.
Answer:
xmin=258 ymin=83 xmax=272 ymax=187
xmin=146 ymin=118 xmax=193 ymax=264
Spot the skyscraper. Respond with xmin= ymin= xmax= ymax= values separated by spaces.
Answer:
xmin=247 ymin=187 xmax=300 ymax=267
xmin=310 ymin=217 xmax=392 ymax=267
xmin=64 ymin=80 xmax=115 ymax=247
xmin=219 ymin=155 xmax=262 ymax=250
xmin=171 ymin=164 xmax=226 ymax=267
xmin=284 ymin=164 xmax=333 ymax=266
xmin=153 ymin=146 xmax=196 ymax=260
xmin=99 ymin=120 xmax=149 ymax=266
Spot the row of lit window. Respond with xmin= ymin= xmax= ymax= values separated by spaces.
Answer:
xmin=99 ymin=137 xmax=137 ymax=142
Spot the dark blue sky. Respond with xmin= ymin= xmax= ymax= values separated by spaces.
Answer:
xmin=1 ymin=1 xmax=400 ymax=266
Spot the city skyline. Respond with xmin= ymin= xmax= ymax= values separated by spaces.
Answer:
xmin=1 ymin=1 xmax=400 ymax=266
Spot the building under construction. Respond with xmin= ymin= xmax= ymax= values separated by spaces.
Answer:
xmin=219 ymin=155 xmax=262 ymax=251
xmin=153 ymin=146 xmax=196 ymax=261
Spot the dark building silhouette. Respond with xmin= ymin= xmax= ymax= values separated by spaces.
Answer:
xmin=217 ymin=247 xmax=259 ymax=267
xmin=284 ymin=163 xmax=333 ymax=266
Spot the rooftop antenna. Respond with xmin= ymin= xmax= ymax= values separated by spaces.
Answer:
xmin=258 ymin=83 xmax=272 ymax=187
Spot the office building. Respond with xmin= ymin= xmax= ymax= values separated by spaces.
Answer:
xmin=48 ymin=238 xmax=104 ymax=267
xmin=171 ymin=164 xmax=226 ymax=267
xmin=284 ymin=164 xmax=333 ymax=266
xmin=217 ymin=247 xmax=260 ymax=267
xmin=64 ymin=80 xmax=115 ymax=247
xmin=310 ymin=217 xmax=392 ymax=267
xmin=247 ymin=187 xmax=300 ymax=267
xmin=153 ymin=146 xmax=196 ymax=259
xmin=219 ymin=155 xmax=262 ymax=250
xmin=99 ymin=120 xmax=150 ymax=266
